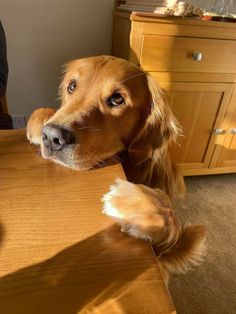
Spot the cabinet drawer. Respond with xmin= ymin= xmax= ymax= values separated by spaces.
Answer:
xmin=141 ymin=35 xmax=236 ymax=73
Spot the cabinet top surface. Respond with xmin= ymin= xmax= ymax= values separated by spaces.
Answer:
xmin=114 ymin=9 xmax=236 ymax=29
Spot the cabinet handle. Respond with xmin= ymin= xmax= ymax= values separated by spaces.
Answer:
xmin=229 ymin=128 xmax=236 ymax=134
xmin=193 ymin=52 xmax=203 ymax=61
xmin=213 ymin=128 xmax=226 ymax=135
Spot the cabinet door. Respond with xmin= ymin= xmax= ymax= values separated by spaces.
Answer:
xmin=159 ymin=82 xmax=234 ymax=173
xmin=210 ymin=88 xmax=236 ymax=169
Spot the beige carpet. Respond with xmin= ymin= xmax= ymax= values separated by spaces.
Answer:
xmin=169 ymin=174 xmax=236 ymax=314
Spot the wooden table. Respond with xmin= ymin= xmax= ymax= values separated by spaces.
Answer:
xmin=0 ymin=130 xmax=176 ymax=314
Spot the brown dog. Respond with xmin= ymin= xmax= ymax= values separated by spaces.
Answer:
xmin=27 ymin=56 xmax=206 ymax=282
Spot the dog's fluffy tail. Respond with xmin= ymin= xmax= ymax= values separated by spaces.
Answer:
xmin=158 ymin=224 xmax=206 ymax=277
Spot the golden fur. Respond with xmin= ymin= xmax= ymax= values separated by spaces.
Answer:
xmin=27 ymin=56 xmax=184 ymax=198
xmin=27 ymin=56 xmax=206 ymax=282
xmin=102 ymin=179 xmax=206 ymax=283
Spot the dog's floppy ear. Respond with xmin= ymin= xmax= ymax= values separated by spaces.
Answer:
xmin=128 ymin=74 xmax=181 ymax=165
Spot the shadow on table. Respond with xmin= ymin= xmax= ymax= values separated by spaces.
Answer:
xmin=0 ymin=225 xmax=155 ymax=314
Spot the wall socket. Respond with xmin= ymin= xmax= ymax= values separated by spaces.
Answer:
xmin=12 ymin=115 xmax=26 ymax=129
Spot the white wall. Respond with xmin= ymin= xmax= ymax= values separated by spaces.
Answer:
xmin=0 ymin=0 xmax=115 ymax=118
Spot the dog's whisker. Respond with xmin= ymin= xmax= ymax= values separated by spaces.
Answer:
xmin=111 ymin=154 xmax=127 ymax=164
xmin=96 ymin=162 xmax=105 ymax=168
xmin=108 ymin=155 xmax=121 ymax=163
xmin=77 ymin=127 xmax=102 ymax=132
xmin=55 ymin=96 xmax=61 ymax=102
xmin=120 ymin=73 xmax=145 ymax=84
xmin=77 ymin=127 xmax=93 ymax=130
xmin=95 ymin=158 xmax=106 ymax=167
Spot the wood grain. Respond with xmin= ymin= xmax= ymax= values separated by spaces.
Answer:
xmin=0 ymin=130 xmax=175 ymax=314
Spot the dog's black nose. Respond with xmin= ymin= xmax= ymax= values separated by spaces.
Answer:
xmin=42 ymin=124 xmax=75 ymax=151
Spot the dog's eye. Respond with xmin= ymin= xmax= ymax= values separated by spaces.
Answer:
xmin=106 ymin=93 xmax=125 ymax=107
xmin=67 ymin=80 xmax=77 ymax=94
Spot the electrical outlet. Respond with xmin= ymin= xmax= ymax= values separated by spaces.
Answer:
xmin=12 ymin=115 xmax=26 ymax=129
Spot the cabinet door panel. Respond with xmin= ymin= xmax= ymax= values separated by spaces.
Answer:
xmin=210 ymin=90 xmax=236 ymax=168
xmin=159 ymin=82 xmax=234 ymax=171
xmin=224 ymin=136 xmax=236 ymax=167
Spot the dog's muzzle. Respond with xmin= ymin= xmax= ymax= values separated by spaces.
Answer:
xmin=42 ymin=124 xmax=75 ymax=153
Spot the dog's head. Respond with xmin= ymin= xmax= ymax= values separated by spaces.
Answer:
xmin=42 ymin=56 xmax=180 ymax=169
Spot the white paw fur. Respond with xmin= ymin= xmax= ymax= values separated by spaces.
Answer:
xmin=101 ymin=178 xmax=139 ymax=219
xmin=101 ymin=178 xmax=127 ymax=219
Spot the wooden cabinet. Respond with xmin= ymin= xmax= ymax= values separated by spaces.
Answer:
xmin=210 ymin=89 xmax=236 ymax=169
xmin=112 ymin=11 xmax=236 ymax=175
xmin=160 ymin=82 xmax=234 ymax=174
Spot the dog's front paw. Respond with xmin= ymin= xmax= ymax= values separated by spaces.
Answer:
xmin=102 ymin=179 xmax=167 ymax=241
xmin=27 ymin=108 xmax=56 ymax=145
xmin=102 ymin=178 xmax=138 ymax=219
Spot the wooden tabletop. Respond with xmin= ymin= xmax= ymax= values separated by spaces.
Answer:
xmin=0 ymin=129 xmax=175 ymax=314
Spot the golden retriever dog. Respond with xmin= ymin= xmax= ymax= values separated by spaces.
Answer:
xmin=27 ymin=55 xmax=206 ymax=282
